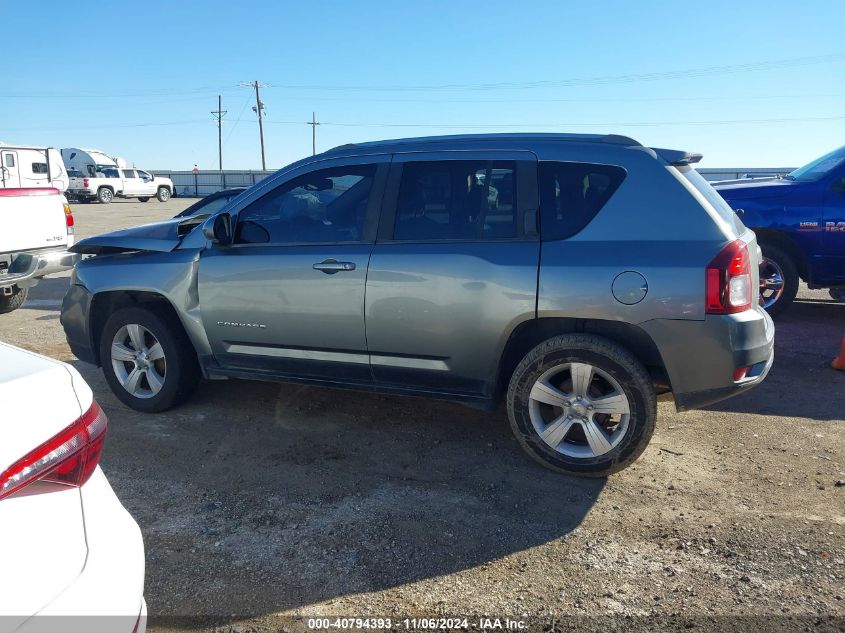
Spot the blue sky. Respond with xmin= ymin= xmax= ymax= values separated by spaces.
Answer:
xmin=1 ymin=0 xmax=843 ymax=170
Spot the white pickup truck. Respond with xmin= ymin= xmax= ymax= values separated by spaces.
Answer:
xmin=0 ymin=188 xmax=78 ymax=313
xmin=67 ymin=167 xmax=173 ymax=204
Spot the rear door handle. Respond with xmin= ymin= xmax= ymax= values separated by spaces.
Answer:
xmin=313 ymin=259 xmax=356 ymax=274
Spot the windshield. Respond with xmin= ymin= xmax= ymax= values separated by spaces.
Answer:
xmin=787 ymin=145 xmax=845 ymax=182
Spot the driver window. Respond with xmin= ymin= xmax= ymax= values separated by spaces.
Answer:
xmin=236 ymin=165 xmax=376 ymax=244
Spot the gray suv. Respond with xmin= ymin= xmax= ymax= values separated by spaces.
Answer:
xmin=61 ymin=134 xmax=774 ymax=476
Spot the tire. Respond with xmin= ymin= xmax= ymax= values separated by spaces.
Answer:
xmin=829 ymin=288 xmax=845 ymax=302
xmin=99 ymin=306 xmax=200 ymax=412
xmin=0 ymin=286 xmax=28 ymax=314
xmin=506 ymin=334 xmax=656 ymax=477
xmin=759 ymin=244 xmax=799 ymax=316
xmin=138 ymin=197 xmax=150 ymax=202
xmin=97 ymin=187 xmax=114 ymax=204
xmin=156 ymin=187 xmax=171 ymax=202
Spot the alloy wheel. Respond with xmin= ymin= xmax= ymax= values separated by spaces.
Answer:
xmin=111 ymin=324 xmax=166 ymax=398
xmin=528 ymin=362 xmax=631 ymax=459
xmin=759 ymin=257 xmax=786 ymax=310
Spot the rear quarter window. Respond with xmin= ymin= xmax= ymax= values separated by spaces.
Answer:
xmin=674 ymin=166 xmax=746 ymax=235
xmin=539 ymin=162 xmax=626 ymax=240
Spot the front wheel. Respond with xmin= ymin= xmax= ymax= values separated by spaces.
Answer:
xmin=759 ymin=245 xmax=798 ymax=316
xmin=506 ymin=334 xmax=656 ymax=477
xmin=0 ymin=286 xmax=28 ymax=314
xmin=99 ymin=307 xmax=200 ymax=412
xmin=156 ymin=187 xmax=171 ymax=202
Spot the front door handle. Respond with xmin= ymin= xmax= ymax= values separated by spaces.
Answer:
xmin=313 ymin=259 xmax=356 ymax=274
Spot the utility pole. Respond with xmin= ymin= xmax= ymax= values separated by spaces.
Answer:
xmin=252 ymin=81 xmax=266 ymax=170
xmin=308 ymin=112 xmax=320 ymax=155
xmin=211 ymin=95 xmax=227 ymax=171
xmin=240 ymin=80 xmax=269 ymax=169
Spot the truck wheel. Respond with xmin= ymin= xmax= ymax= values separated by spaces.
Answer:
xmin=759 ymin=244 xmax=799 ymax=316
xmin=506 ymin=334 xmax=656 ymax=477
xmin=97 ymin=187 xmax=114 ymax=204
xmin=156 ymin=187 xmax=171 ymax=202
xmin=99 ymin=306 xmax=200 ymax=413
xmin=138 ymin=197 xmax=150 ymax=202
xmin=0 ymin=287 xmax=28 ymax=314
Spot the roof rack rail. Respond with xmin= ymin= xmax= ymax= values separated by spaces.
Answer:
xmin=327 ymin=132 xmax=642 ymax=154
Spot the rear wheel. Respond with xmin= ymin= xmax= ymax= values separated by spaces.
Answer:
xmin=156 ymin=187 xmax=171 ymax=202
xmin=97 ymin=187 xmax=113 ymax=204
xmin=759 ymin=244 xmax=799 ymax=316
xmin=99 ymin=306 xmax=200 ymax=412
xmin=0 ymin=286 xmax=28 ymax=314
xmin=506 ymin=334 xmax=656 ymax=477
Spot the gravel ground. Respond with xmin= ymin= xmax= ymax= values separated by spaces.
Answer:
xmin=3 ymin=198 xmax=844 ymax=632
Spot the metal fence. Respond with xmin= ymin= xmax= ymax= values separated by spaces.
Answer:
xmin=151 ymin=170 xmax=275 ymax=197
xmin=152 ymin=166 xmax=795 ymax=198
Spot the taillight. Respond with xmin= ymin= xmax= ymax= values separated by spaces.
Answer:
xmin=0 ymin=401 xmax=108 ymax=501
xmin=64 ymin=201 xmax=74 ymax=234
xmin=706 ymin=239 xmax=753 ymax=314
xmin=83 ymin=178 xmax=89 ymax=188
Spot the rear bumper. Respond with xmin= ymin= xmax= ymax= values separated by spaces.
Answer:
xmin=61 ymin=283 xmax=97 ymax=364
xmin=641 ymin=308 xmax=775 ymax=411
xmin=15 ymin=469 xmax=146 ymax=633
xmin=0 ymin=249 xmax=79 ymax=290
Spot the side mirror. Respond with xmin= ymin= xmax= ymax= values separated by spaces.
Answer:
xmin=202 ymin=212 xmax=233 ymax=245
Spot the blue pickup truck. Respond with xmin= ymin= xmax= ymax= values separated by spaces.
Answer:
xmin=714 ymin=145 xmax=845 ymax=315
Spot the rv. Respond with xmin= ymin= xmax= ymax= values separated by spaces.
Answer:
xmin=0 ymin=144 xmax=68 ymax=192
xmin=60 ymin=147 xmax=127 ymax=177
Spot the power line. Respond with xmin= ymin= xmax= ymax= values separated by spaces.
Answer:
xmin=5 ymin=113 xmax=844 ymax=134
xmin=261 ymin=53 xmax=845 ymax=92
xmin=3 ymin=53 xmax=844 ymax=100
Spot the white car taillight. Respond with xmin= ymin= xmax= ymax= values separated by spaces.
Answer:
xmin=0 ymin=401 xmax=108 ymax=501
xmin=706 ymin=239 xmax=753 ymax=314
xmin=64 ymin=201 xmax=74 ymax=236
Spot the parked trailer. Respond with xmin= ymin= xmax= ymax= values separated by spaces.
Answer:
xmin=0 ymin=144 xmax=68 ymax=192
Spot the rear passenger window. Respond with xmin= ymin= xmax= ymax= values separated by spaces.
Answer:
xmin=122 ymin=169 xmax=136 ymax=178
xmin=394 ymin=160 xmax=517 ymax=241
xmin=539 ymin=162 xmax=626 ymax=240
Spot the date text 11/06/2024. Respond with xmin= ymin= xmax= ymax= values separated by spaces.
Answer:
xmin=307 ymin=617 xmax=528 ymax=630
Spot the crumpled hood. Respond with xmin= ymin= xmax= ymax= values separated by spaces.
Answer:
xmin=70 ymin=217 xmax=194 ymax=254
xmin=713 ymin=177 xmax=796 ymax=201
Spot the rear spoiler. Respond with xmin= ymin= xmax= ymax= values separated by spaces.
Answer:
xmin=650 ymin=148 xmax=703 ymax=166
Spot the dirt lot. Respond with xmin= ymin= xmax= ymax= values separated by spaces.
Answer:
xmin=3 ymin=198 xmax=844 ymax=632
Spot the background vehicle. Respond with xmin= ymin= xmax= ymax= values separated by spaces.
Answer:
xmin=62 ymin=134 xmax=774 ymax=477
xmin=715 ymin=145 xmax=845 ymax=314
xmin=63 ymin=147 xmax=173 ymax=204
xmin=174 ymin=187 xmax=246 ymax=218
xmin=0 ymin=188 xmax=76 ymax=313
xmin=0 ymin=144 xmax=68 ymax=192
xmin=0 ymin=342 xmax=145 ymax=633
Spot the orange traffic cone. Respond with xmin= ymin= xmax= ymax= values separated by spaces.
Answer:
xmin=833 ymin=335 xmax=845 ymax=371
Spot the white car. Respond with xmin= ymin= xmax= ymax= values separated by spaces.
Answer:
xmin=0 ymin=342 xmax=146 ymax=633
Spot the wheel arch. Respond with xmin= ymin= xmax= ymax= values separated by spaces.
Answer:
xmin=89 ymin=290 xmax=195 ymax=365
xmin=495 ymin=317 xmax=670 ymax=401
xmin=754 ymin=229 xmax=808 ymax=281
